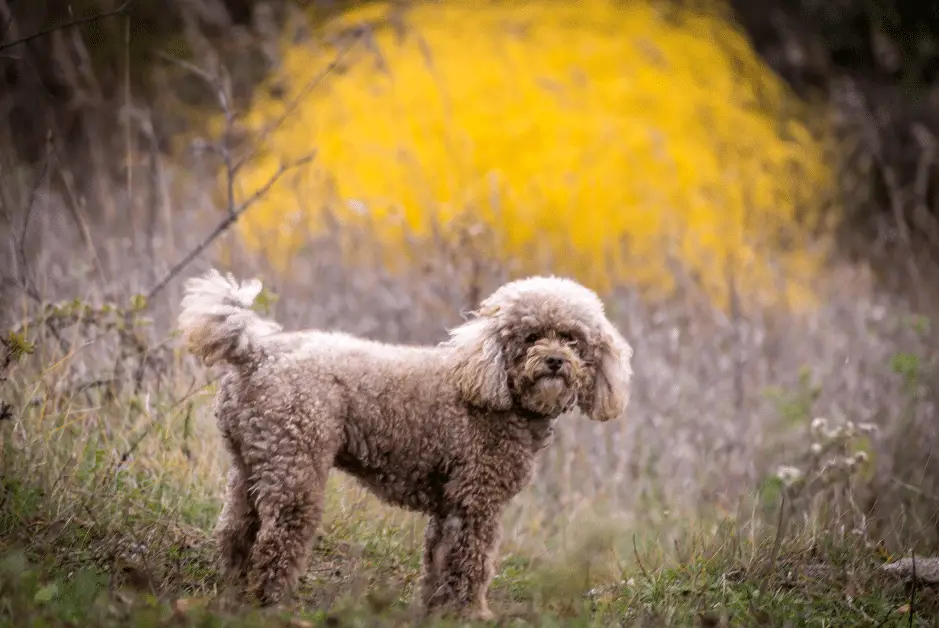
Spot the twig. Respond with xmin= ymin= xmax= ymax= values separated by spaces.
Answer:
xmin=75 ymin=379 xmax=116 ymax=395
xmin=144 ymin=153 xmax=315 ymax=302
xmin=13 ymin=134 xmax=52 ymax=304
xmin=79 ymin=499 xmax=102 ymax=533
xmin=220 ymin=73 xmax=236 ymax=218
xmin=152 ymin=52 xmax=236 ymax=212
xmin=110 ymin=379 xmax=213 ymax=477
xmin=911 ymin=125 xmax=939 ymax=249
xmin=0 ymin=1 xmax=14 ymax=44
xmin=143 ymin=40 xmax=345 ymax=303
xmin=153 ymin=54 xmax=237 ymax=220
xmin=909 ymin=550 xmax=916 ymax=628
xmin=872 ymin=603 xmax=895 ymax=628
xmin=153 ymin=50 xmax=217 ymax=85
xmin=0 ymin=0 xmax=135 ymax=53
xmin=0 ymin=276 xmax=38 ymax=302
xmin=768 ymin=491 xmax=787 ymax=568
xmin=232 ymin=28 xmax=366 ymax=174
xmin=632 ymin=533 xmax=649 ymax=579
xmin=3 ymin=134 xmax=76 ymax=356
xmin=726 ymin=252 xmax=744 ymax=419
xmin=878 ymin=157 xmax=928 ymax=313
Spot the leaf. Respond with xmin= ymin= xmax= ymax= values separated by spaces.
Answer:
xmin=5 ymin=331 xmax=36 ymax=359
xmin=251 ymin=286 xmax=279 ymax=315
xmin=890 ymin=352 xmax=920 ymax=376
xmin=904 ymin=314 xmax=931 ymax=336
xmin=129 ymin=294 xmax=148 ymax=312
xmin=33 ymin=582 xmax=58 ymax=603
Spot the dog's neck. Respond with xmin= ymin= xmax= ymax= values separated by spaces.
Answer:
xmin=513 ymin=407 xmax=556 ymax=422
xmin=494 ymin=407 xmax=558 ymax=453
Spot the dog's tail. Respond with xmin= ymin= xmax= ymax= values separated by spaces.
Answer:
xmin=177 ymin=269 xmax=283 ymax=367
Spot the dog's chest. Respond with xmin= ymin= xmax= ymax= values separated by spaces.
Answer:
xmin=455 ymin=429 xmax=543 ymax=504
xmin=446 ymin=447 xmax=535 ymax=512
xmin=494 ymin=451 xmax=536 ymax=496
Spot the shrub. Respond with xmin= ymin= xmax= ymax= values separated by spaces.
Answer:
xmin=222 ymin=0 xmax=835 ymax=309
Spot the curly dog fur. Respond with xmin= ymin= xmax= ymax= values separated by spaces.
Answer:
xmin=177 ymin=269 xmax=632 ymax=619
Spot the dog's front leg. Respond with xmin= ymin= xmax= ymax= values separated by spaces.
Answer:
xmin=426 ymin=513 xmax=501 ymax=621
xmin=420 ymin=513 xmax=466 ymax=611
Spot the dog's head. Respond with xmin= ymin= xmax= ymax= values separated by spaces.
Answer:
xmin=443 ymin=276 xmax=632 ymax=422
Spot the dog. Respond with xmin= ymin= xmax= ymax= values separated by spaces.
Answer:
xmin=177 ymin=269 xmax=632 ymax=619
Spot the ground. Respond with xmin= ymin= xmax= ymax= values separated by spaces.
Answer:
xmin=1 ymin=465 xmax=937 ymax=628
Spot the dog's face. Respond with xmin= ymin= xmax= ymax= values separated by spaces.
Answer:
xmin=501 ymin=318 xmax=590 ymax=418
xmin=445 ymin=276 xmax=633 ymax=422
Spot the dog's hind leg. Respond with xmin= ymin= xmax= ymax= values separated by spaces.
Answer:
xmin=419 ymin=516 xmax=445 ymax=610
xmin=216 ymin=461 xmax=259 ymax=585
xmin=244 ymin=445 xmax=332 ymax=606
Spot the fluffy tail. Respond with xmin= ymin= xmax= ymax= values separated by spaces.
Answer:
xmin=177 ymin=269 xmax=282 ymax=367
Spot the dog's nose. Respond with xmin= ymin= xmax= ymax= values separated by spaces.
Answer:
xmin=545 ymin=355 xmax=565 ymax=372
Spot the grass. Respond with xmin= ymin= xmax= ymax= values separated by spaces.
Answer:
xmin=1 ymin=300 xmax=938 ymax=628
xmin=2 ymin=484 xmax=937 ymax=627
xmin=2 ymin=6 xmax=938 ymax=622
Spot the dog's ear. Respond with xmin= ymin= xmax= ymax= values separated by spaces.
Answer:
xmin=581 ymin=319 xmax=632 ymax=422
xmin=444 ymin=312 xmax=513 ymax=411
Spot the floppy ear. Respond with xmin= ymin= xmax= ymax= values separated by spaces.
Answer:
xmin=582 ymin=319 xmax=633 ymax=422
xmin=444 ymin=312 xmax=513 ymax=411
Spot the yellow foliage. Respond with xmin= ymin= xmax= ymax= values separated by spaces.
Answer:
xmin=223 ymin=0 xmax=834 ymax=308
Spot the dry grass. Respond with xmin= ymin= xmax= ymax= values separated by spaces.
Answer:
xmin=2 ymin=160 xmax=938 ymax=624
xmin=2 ymin=2 xmax=939 ymax=625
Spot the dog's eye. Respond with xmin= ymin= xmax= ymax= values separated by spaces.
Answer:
xmin=525 ymin=333 xmax=539 ymax=344
xmin=558 ymin=331 xmax=575 ymax=343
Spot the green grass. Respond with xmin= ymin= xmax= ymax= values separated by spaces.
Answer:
xmin=2 ymin=305 xmax=938 ymax=628
xmin=2 ymin=463 xmax=938 ymax=628
xmin=2 ymin=534 xmax=936 ymax=628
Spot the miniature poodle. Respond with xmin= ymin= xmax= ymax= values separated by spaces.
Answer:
xmin=177 ymin=269 xmax=633 ymax=620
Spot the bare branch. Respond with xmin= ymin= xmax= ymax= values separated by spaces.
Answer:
xmin=8 ymin=131 xmax=54 ymax=304
xmin=0 ymin=0 xmax=135 ymax=53
xmin=154 ymin=52 xmax=239 ymax=219
xmin=910 ymin=551 xmax=917 ymax=628
xmin=0 ymin=1 xmax=14 ymax=42
xmin=220 ymin=72 xmax=237 ymax=218
xmin=154 ymin=49 xmax=216 ymax=85
xmin=144 ymin=152 xmax=316 ymax=303
xmin=233 ymin=27 xmax=367 ymax=174
xmin=141 ymin=34 xmax=359 ymax=304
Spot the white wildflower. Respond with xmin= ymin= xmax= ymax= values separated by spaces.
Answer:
xmin=810 ymin=442 xmax=823 ymax=455
xmin=819 ymin=459 xmax=839 ymax=476
xmin=857 ymin=422 xmax=879 ymax=435
xmin=810 ymin=417 xmax=828 ymax=434
xmin=853 ymin=451 xmax=869 ymax=464
xmin=822 ymin=425 xmax=842 ymax=441
xmin=775 ymin=465 xmax=803 ymax=487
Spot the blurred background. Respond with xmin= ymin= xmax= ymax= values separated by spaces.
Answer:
xmin=2 ymin=0 xmax=939 ymax=618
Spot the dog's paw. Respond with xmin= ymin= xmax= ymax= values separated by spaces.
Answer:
xmin=465 ymin=606 xmax=495 ymax=622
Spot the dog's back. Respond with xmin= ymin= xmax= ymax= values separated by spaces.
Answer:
xmin=178 ymin=271 xmax=466 ymax=512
